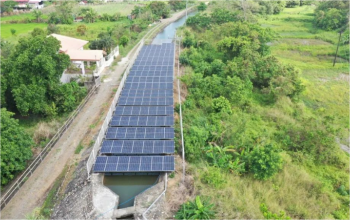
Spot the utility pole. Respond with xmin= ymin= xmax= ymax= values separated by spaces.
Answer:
xmin=333 ymin=31 xmax=343 ymax=67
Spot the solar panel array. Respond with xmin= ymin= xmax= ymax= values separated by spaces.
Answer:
xmin=93 ymin=43 xmax=175 ymax=173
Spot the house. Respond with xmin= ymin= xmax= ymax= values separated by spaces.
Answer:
xmin=8 ymin=0 xmax=44 ymax=9
xmin=50 ymin=34 xmax=119 ymax=83
xmin=50 ymin=34 xmax=105 ymax=83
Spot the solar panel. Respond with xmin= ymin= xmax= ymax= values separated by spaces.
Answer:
xmin=110 ymin=116 xmax=174 ymax=127
xmin=93 ymin=43 xmax=176 ymax=173
xmin=120 ymin=89 xmax=173 ymax=98
xmin=100 ymin=140 xmax=175 ymax=155
xmin=105 ymin=127 xmax=174 ymax=140
xmin=126 ymin=76 xmax=173 ymax=83
xmin=93 ymin=156 xmax=175 ymax=172
xmin=114 ymin=106 xmax=174 ymax=116
xmin=124 ymin=82 xmax=173 ymax=90
xmin=117 ymin=97 xmax=173 ymax=106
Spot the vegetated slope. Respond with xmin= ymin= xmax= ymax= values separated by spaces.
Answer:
xmin=174 ymin=3 xmax=349 ymax=219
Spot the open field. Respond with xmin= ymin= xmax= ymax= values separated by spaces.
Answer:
xmin=259 ymin=5 xmax=349 ymax=135
xmin=76 ymin=2 xmax=144 ymax=16
xmin=1 ymin=23 xmax=47 ymax=41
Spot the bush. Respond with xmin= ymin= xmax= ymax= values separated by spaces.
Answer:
xmin=119 ymin=35 xmax=129 ymax=47
xmin=201 ymin=166 xmax=226 ymax=188
xmin=260 ymin=203 xmax=291 ymax=219
xmin=1 ymin=108 xmax=33 ymax=186
xmin=175 ymin=196 xmax=216 ymax=220
xmin=198 ymin=2 xmax=207 ymax=11
xmin=248 ymin=145 xmax=283 ymax=180
xmin=77 ymin=24 xmax=87 ymax=36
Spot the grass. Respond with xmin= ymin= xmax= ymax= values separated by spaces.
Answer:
xmin=77 ymin=2 xmax=143 ymax=16
xmin=74 ymin=143 xmax=84 ymax=154
xmin=1 ymin=23 xmax=47 ymax=43
xmin=39 ymin=166 xmax=67 ymax=218
xmin=258 ymin=5 xmax=349 ymax=138
xmin=190 ymin=153 xmax=349 ymax=219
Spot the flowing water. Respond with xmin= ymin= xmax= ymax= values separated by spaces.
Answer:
xmin=153 ymin=11 xmax=197 ymax=43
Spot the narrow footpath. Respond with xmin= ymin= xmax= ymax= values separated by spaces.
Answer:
xmin=0 ymin=8 xmax=193 ymax=219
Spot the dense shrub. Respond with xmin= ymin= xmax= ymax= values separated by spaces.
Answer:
xmin=1 ymin=108 xmax=33 ymax=186
xmin=248 ymin=145 xmax=283 ymax=180
xmin=314 ymin=1 xmax=349 ymax=30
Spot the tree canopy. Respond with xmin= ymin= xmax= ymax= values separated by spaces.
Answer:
xmin=1 ymin=35 xmax=86 ymax=116
xmin=314 ymin=1 xmax=349 ymax=30
xmin=1 ymin=108 xmax=33 ymax=186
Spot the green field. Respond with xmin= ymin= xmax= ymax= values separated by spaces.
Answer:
xmin=259 ymin=5 xmax=349 ymax=137
xmin=0 ymin=3 xmax=139 ymax=43
xmin=1 ymin=23 xmax=47 ymax=42
xmin=76 ymin=2 xmax=144 ymax=16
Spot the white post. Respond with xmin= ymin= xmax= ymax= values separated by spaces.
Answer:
xmin=81 ymin=61 xmax=85 ymax=76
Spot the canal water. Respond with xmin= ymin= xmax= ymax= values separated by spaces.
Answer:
xmin=153 ymin=11 xmax=197 ymax=43
xmin=104 ymin=175 xmax=159 ymax=208
xmin=103 ymin=10 xmax=196 ymax=210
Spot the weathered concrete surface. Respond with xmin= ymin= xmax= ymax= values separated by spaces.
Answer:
xmin=51 ymin=155 xmax=95 ymax=219
xmin=92 ymin=174 xmax=119 ymax=219
xmin=134 ymin=175 xmax=166 ymax=220
xmin=113 ymin=206 xmax=135 ymax=218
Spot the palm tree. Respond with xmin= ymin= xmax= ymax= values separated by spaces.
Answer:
xmin=83 ymin=8 xmax=97 ymax=23
xmin=32 ymin=10 xmax=43 ymax=23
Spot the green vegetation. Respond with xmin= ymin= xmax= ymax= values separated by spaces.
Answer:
xmin=175 ymin=196 xmax=216 ymax=220
xmin=176 ymin=2 xmax=349 ymax=219
xmin=0 ymin=108 xmax=33 ymax=186
xmin=1 ymin=35 xmax=86 ymax=116
xmin=75 ymin=143 xmax=84 ymax=154
xmin=314 ymin=1 xmax=349 ymax=31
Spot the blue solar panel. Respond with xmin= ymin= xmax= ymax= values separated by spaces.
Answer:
xmin=124 ymin=82 xmax=173 ymax=90
xmin=114 ymin=106 xmax=174 ymax=116
xmin=126 ymin=76 xmax=173 ymax=83
xmin=105 ymin=127 xmax=174 ymax=140
xmin=93 ymin=43 xmax=176 ymax=173
xmin=93 ymin=156 xmax=175 ymax=172
xmin=120 ymin=89 xmax=173 ymax=98
xmin=117 ymin=97 xmax=173 ymax=106
xmin=100 ymin=140 xmax=175 ymax=155
xmin=111 ymin=116 xmax=174 ymax=127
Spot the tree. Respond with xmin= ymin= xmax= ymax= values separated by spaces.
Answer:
xmin=169 ymin=0 xmax=186 ymax=11
xmin=32 ymin=9 xmax=43 ymax=23
xmin=1 ymin=108 xmax=33 ymax=186
xmin=77 ymin=24 xmax=87 ymax=35
xmin=315 ymin=7 xmax=347 ymax=31
xmin=148 ymin=1 xmax=170 ymax=18
xmin=119 ymin=35 xmax=129 ymax=47
xmin=198 ymin=2 xmax=207 ymax=11
xmin=1 ymin=35 xmax=72 ymax=116
xmin=285 ymin=0 xmax=299 ymax=8
xmin=0 ymin=0 xmax=17 ymax=14
xmin=89 ymin=35 xmax=115 ymax=53
xmin=31 ymin=28 xmax=45 ymax=37
xmin=81 ymin=8 xmax=98 ymax=23
xmin=56 ymin=1 xmax=74 ymax=24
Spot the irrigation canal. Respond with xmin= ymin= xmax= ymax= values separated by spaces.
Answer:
xmin=91 ymin=12 xmax=196 ymax=209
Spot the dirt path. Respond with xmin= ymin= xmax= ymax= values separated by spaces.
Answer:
xmin=1 ymin=8 xmax=194 ymax=219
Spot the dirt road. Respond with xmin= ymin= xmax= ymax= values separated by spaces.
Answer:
xmin=0 ymin=8 xmax=194 ymax=219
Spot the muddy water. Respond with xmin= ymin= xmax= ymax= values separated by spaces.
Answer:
xmin=104 ymin=175 xmax=159 ymax=208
